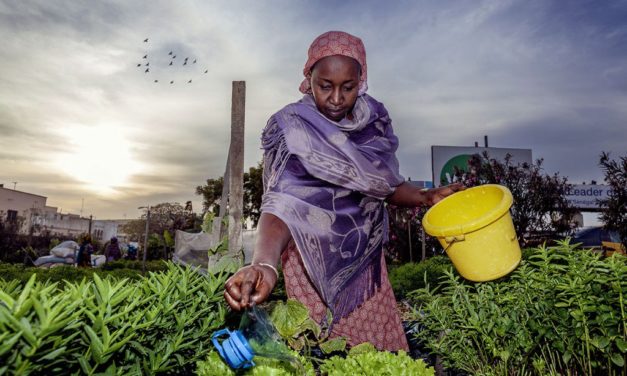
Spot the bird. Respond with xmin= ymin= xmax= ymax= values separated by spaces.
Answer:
xmin=169 ymin=61 xmax=173 ymax=66
xmin=143 ymin=54 xmax=147 ymax=59
xmin=137 ymin=63 xmax=141 ymax=67
xmin=183 ymin=61 xmax=187 ymax=66
xmin=145 ymin=68 xmax=149 ymax=73
xmin=204 ymin=70 xmax=208 ymax=73
xmin=154 ymin=79 xmax=158 ymax=83
xmin=193 ymin=59 xmax=197 ymax=64
xmin=170 ymin=80 xmax=174 ymax=84
xmin=144 ymin=38 xmax=149 ymax=43
xmin=184 ymin=57 xmax=189 ymax=61
xmin=145 ymin=62 xmax=149 ymax=66
xmin=188 ymin=79 xmax=192 ymax=83
xmin=172 ymin=55 xmax=176 ymax=59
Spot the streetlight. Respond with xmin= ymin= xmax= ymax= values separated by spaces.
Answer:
xmin=138 ymin=206 xmax=151 ymax=273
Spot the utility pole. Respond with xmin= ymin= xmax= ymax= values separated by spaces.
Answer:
xmin=12 ymin=181 xmax=17 ymax=190
xmin=408 ymin=219 xmax=413 ymax=263
xmin=139 ymin=206 xmax=151 ymax=273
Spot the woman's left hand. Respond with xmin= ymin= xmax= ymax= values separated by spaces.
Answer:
xmin=425 ymin=182 xmax=465 ymax=206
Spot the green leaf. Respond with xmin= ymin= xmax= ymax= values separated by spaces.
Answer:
xmin=616 ymin=338 xmax=627 ymax=353
xmin=270 ymin=299 xmax=311 ymax=338
xmin=348 ymin=342 xmax=377 ymax=355
xmin=593 ymin=335 xmax=610 ymax=349
xmin=319 ymin=337 xmax=346 ymax=354
xmin=77 ymin=356 xmax=94 ymax=374
xmin=84 ymin=325 xmax=104 ymax=361
xmin=38 ymin=346 xmax=66 ymax=361
xmin=611 ymin=353 xmax=624 ymax=367
xmin=14 ymin=274 xmax=36 ymax=316
xmin=0 ymin=289 xmax=15 ymax=310
xmin=0 ymin=331 xmax=22 ymax=356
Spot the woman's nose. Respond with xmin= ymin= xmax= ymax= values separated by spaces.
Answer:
xmin=329 ymin=88 xmax=342 ymax=105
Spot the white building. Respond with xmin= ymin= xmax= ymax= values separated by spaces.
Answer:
xmin=0 ymin=185 xmax=48 ymax=234
xmin=0 ymin=185 xmax=128 ymax=240
xmin=91 ymin=219 xmax=131 ymax=243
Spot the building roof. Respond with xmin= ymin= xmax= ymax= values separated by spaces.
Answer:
xmin=0 ymin=186 xmax=47 ymax=199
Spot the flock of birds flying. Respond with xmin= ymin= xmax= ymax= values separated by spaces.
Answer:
xmin=137 ymin=38 xmax=209 ymax=85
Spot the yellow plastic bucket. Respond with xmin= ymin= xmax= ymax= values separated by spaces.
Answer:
xmin=422 ymin=184 xmax=521 ymax=282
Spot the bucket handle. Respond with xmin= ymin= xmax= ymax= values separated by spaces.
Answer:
xmin=443 ymin=235 xmax=465 ymax=253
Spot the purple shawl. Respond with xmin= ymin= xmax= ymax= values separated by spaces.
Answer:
xmin=260 ymin=94 xmax=404 ymax=323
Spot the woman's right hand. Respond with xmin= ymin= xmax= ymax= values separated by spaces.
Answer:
xmin=224 ymin=264 xmax=278 ymax=311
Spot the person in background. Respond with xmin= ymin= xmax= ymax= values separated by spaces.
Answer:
xmin=104 ymin=237 xmax=122 ymax=262
xmin=76 ymin=236 xmax=94 ymax=268
xmin=126 ymin=243 xmax=138 ymax=260
xmin=224 ymin=31 xmax=464 ymax=351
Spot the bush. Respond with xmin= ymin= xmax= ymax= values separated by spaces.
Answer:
xmin=0 ymin=260 xmax=168 ymax=285
xmin=0 ymin=263 xmax=229 ymax=375
xmin=387 ymin=256 xmax=453 ymax=300
xmin=409 ymin=240 xmax=627 ymax=375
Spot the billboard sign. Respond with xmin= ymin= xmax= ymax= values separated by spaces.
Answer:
xmin=565 ymin=184 xmax=612 ymax=210
xmin=431 ymin=146 xmax=533 ymax=187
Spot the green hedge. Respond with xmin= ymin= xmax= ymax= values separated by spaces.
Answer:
xmin=388 ymin=249 xmax=542 ymax=301
xmin=0 ymin=260 xmax=168 ymax=285
xmin=0 ymin=263 xmax=228 ymax=375
xmin=409 ymin=240 xmax=627 ymax=375
xmin=387 ymin=255 xmax=454 ymax=300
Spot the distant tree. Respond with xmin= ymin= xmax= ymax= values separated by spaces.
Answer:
xmin=196 ymin=177 xmax=224 ymax=215
xmin=243 ymin=162 xmax=264 ymax=226
xmin=598 ymin=152 xmax=627 ymax=249
xmin=120 ymin=202 xmax=195 ymax=260
xmin=196 ymin=162 xmax=264 ymax=227
xmin=453 ymin=152 xmax=576 ymax=246
xmin=0 ymin=212 xmax=25 ymax=262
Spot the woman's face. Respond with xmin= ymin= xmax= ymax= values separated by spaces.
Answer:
xmin=310 ymin=55 xmax=361 ymax=122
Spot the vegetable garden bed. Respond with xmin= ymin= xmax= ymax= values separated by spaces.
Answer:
xmin=1 ymin=240 xmax=625 ymax=375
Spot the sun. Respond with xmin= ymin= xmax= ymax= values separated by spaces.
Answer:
xmin=55 ymin=124 xmax=142 ymax=194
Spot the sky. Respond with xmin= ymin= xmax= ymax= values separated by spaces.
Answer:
xmin=1 ymin=0 xmax=626 ymax=221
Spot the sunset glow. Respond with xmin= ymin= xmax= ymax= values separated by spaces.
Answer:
xmin=55 ymin=125 xmax=142 ymax=194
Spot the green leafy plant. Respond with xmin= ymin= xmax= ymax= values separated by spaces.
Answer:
xmin=409 ymin=240 xmax=627 ymax=375
xmin=0 ymin=262 xmax=229 ymax=375
xmin=269 ymin=299 xmax=346 ymax=357
xmin=320 ymin=347 xmax=434 ymax=376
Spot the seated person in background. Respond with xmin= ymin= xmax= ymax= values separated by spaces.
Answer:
xmin=76 ymin=237 xmax=94 ymax=268
xmin=104 ymin=237 xmax=122 ymax=262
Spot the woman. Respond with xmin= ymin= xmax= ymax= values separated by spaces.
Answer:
xmin=225 ymin=31 xmax=463 ymax=351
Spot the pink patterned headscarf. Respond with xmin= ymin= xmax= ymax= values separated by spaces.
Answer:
xmin=299 ymin=31 xmax=368 ymax=96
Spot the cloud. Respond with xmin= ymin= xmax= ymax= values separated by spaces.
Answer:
xmin=1 ymin=0 xmax=626 ymax=219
